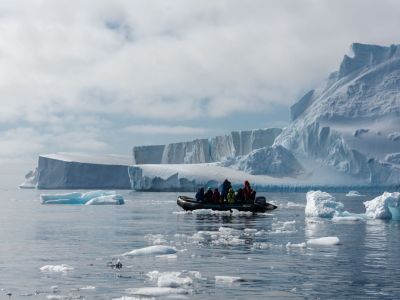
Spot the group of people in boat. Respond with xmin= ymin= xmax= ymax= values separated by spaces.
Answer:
xmin=195 ymin=179 xmax=256 ymax=204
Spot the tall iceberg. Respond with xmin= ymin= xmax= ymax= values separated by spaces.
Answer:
xmin=275 ymin=43 xmax=400 ymax=185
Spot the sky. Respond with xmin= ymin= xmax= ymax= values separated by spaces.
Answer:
xmin=0 ymin=0 xmax=400 ymax=164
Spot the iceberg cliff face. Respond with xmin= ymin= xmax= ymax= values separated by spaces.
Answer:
xmin=133 ymin=128 xmax=282 ymax=164
xmin=223 ymin=145 xmax=303 ymax=177
xmin=36 ymin=153 xmax=131 ymax=189
xmin=276 ymin=43 xmax=400 ymax=185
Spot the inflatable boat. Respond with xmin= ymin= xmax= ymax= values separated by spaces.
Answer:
xmin=177 ymin=195 xmax=277 ymax=213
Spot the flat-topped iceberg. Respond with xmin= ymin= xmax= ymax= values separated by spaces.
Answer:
xmin=34 ymin=153 xmax=131 ymax=189
xmin=40 ymin=190 xmax=124 ymax=205
xmin=364 ymin=192 xmax=400 ymax=220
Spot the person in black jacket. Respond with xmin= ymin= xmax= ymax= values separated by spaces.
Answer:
xmin=195 ymin=187 xmax=205 ymax=202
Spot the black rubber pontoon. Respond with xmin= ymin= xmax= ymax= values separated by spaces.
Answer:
xmin=177 ymin=196 xmax=277 ymax=213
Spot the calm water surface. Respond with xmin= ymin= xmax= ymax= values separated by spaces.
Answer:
xmin=0 ymin=188 xmax=400 ymax=299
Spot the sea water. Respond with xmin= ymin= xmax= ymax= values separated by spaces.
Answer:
xmin=1 ymin=188 xmax=400 ymax=299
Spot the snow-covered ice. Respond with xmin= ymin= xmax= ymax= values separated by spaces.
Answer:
xmin=364 ymin=192 xmax=400 ymax=219
xmin=307 ymin=237 xmax=340 ymax=246
xmin=305 ymin=191 xmax=344 ymax=218
xmin=40 ymin=190 xmax=124 ymax=205
xmin=122 ymin=245 xmax=177 ymax=257
xmin=40 ymin=264 xmax=74 ymax=272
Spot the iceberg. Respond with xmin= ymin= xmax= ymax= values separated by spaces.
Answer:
xmin=364 ymin=192 xmax=400 ymax=219
xmin=225 ymin=145 xmax=304 ymax=177
xmin=40 ymin=190 xmax=124 ymax=205
xmin=275 ymin=43 xmax=400 ymax=185
xmin=305 ymin=191 xmax=344 ymax=218
xmin=19 ymin=168 xmax=38 ymax=189
xmin=36 ymin=153 xmax=131 ymax=189
xmin=132 ymin=128 xmax=282 ymax=164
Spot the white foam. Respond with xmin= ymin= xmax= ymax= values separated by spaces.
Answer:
xmin=364 ymin=192 xmax=400 ymax=219
xmin=305 ymin=191 xmax=344 ymax=218
xmin=307 ymin=236 xmax=340 ymax=246
xmin=122 ymin=245 xmax=177 ymax=257
xmin=40 ymin=264 xmax=74 ymax=272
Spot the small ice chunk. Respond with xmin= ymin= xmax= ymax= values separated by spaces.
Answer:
xmin=345 ymin=191 xmax=364 ymax=197
xmin=157 ymin=273 xmax=193 ymax=288
xmin=126 ymin=287 xmax=190 ymax=296
xmin=307 ymin=236 xmax=340 ymax=246
xmin=215 ymin=276 xmax=241 ymax=283
xmin=40 ymin=264 xmax=74 ymax=272
xmin=305 ymin=191 xmax=344 ymax=218
xmin=122 ymin=245 xmax=177 ymax=257
xmin=364 ymin=192 xmax=400 ymax=219
xmin=286 ymin=242 xmax=306 ymax=248
xmin=80 ymin=286 xmax=96 ymax=290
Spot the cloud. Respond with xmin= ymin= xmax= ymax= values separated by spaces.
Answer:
xmin=0 ymin=0 xmax=399 ymax=159
xmin=124 ymin=124 xmax=207 ymax=135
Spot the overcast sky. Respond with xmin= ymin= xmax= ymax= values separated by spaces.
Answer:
xmin=1 ymin=0 xmax=400 ymax=163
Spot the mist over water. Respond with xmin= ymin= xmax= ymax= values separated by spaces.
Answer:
xmin=0 ymin=187 xmax=400 ymax=299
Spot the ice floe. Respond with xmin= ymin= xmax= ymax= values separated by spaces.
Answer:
xmin=364 ymin=192 xmax=400 ymax=220
xmin=215 ymin=275 xmax=242 ymax=283
xmin=40 ymin=264 xmax=74 ymax=272
xmin=122 ymin=245 xmax=177 ymax=257
xmin=305 ymin=191 xmax=344 ymax=218
xmin=271 ymin=220 xmax=297 ymax=234
xmin=286 ymin=242 xmax=306 ymax=249
xmin=40 ymin=190 xmax=124 ymax=205
xmin=146 ymin=271 xmax=193 ymax=288
xmin=307 ymin=236 xmax=340 ymax=246
xmin=126 ymin=287 xmax=190 ymax=297
xmin=345 ymin=190 xmax=364 ymax=197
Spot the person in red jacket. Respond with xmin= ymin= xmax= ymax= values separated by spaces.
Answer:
xmin=212 ymin=188 xmax=221 ymax=204
xmin=243 ymin=180 xmax=256 ymax=203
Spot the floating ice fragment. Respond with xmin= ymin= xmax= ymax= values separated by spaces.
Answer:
xmin=364 ymin=192 xmax=400 ymax=219
xmin=40 ymin=264 xmax=74 ymax=272
xmin=305 ymin=191 xmax=344 ymax=218
xmin=122 ymin=245 xmax=177 ymax=257
xmin=286 ymin=242 xmax=306 ymax=248
xmin=157 ymin=273 xmax=193 ymax=288
xmin=41 ymin=190 xmax=124 ymax=205
xmin=215 ymin=276 xmax=241 ymax=283
xmin=126 ymin=287 xmax=190 ymax=296
xmin=85 ymin=194 xmax=124 ymax=205
xmin=307 ymin=236 xmax=340 ymax=246
xmin=345 ymin=191 xmax=364 ymax=197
